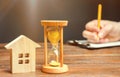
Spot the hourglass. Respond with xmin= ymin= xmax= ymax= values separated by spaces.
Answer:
xmin=41 ymin=20 xmax=68 ymax=73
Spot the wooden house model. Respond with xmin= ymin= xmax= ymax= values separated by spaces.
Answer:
xmin=5 ymin=35 xmax=40 ymax=73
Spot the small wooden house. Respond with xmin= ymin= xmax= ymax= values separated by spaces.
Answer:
xmin=5 ymin=35 xmax=40 ymax=73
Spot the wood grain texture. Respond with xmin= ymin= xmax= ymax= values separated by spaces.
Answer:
xmin=41 ymin=20 xmax=68 ymax=73
xmin=4 ymin=35 xmax=41 ymax=73
xmin=0 ymin=43 xmax=120 ymax=77
xmin=41 ymin=20 xmax=68 ymax=26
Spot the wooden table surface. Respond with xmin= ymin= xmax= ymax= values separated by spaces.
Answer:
xmin=0 ymin=43 xmax=120 ymax=77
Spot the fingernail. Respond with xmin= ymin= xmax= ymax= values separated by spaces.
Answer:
xmin=104 ymin=39 xmax=109 ymax=42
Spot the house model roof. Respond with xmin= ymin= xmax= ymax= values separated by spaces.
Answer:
xmin=5 ymin=35 xmax=41 ymax=49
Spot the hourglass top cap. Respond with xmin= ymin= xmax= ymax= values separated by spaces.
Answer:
xmin=41 ymin=20 xmax=68 ymax=27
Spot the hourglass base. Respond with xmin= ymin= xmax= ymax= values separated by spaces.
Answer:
xmin=41 ymin=64 xmax=68 ymax=73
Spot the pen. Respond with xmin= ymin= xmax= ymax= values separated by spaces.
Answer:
xmin=97 ymin=4 xmax=102 ymax=41
xmin=97 ymin=4 xmax=102 ymax=30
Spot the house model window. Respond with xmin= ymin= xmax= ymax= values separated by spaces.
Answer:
xmin=18 ymin=53 xmax=30 ymax=64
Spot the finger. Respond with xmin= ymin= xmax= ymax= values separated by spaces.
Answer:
xmin=87 ymin=39 xmax=99 ymax=43
xmin=99 ymin=38 xmax=109 ymax=43
xmin=88 ymin=38 xmax=109 ymax=43
xmin=101 ymin=37 xmax=120 ymax=42
xmin=85 ymin=20 xmax=99 ymax=32
xmin=98 ymin=24 xmax=113 ymax=38
xmin=82 ymin=30 xmax=98 ymax=41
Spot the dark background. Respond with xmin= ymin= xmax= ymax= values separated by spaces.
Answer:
xmin=0 ymin=0 xmax=120 ymax=43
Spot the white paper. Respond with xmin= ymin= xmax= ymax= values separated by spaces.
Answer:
xmin=68 ymin=40 xmax=120 ymax=49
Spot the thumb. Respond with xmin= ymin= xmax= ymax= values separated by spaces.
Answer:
xmin=98 ymin=24 xmax=113 ymax=38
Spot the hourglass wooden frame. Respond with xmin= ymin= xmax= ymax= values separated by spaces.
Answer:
xmin=41 ymin=20 xmax=68 ymax=73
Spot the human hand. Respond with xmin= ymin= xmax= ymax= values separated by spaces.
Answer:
xmin=82 ymin=20 xmax=120 ymax=43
